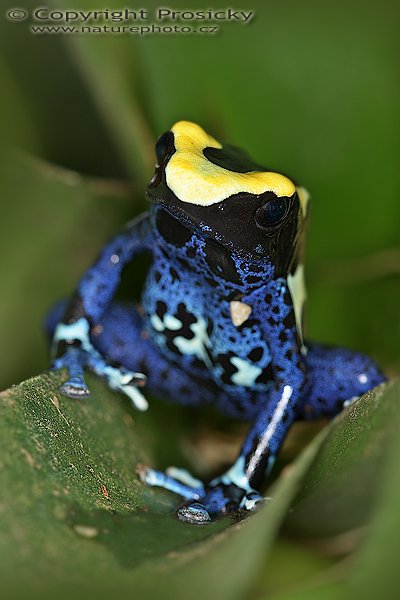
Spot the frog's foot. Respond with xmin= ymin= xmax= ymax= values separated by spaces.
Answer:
xmin=53 ymin=349 xmax=148 ymax=410
xmin=177 ymin=484 xmax=264 ymax=524
xmin=52 ymin=349 xmax=91 ymax=399
xmin=137 ymin=465 xmax=264 ymax=524
xmin=100 ymin=364 xmax=148 ymax=411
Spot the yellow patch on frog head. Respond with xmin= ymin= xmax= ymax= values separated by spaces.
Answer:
xmin=166 ymin=121 xmax=296 ymax=206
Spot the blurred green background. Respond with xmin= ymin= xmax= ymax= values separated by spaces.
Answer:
xmin=0 ymin=0 xmax=399 ymax=598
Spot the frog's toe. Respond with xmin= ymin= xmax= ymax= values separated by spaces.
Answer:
xmin=60 ymin=380 xmax=91 ymax=399
xmin=165 ymin=466 xmax=203 ymax=488
xmin=239 ymin=491 xmax=266 ymax=512
xmin=177 ymin=502 xmax=211 ymax=524
xmin=137 ymin=465 xmax=203 ymax=500
xmin=120 ymin=381 xmax=148 ymax=412
xmin=103 ymin=366 xmax=148 ymax=411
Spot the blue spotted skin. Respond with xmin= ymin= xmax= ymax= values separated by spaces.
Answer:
xmin=48 ymin=128 xmax=386 ymax=523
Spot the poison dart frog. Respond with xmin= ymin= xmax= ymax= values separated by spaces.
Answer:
xmin=47 ymin=121 xmax=385 ymax=524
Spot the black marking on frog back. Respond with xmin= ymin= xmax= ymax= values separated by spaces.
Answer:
xmin=156 ymin=300 xmax=167 ymax=319
xmin=247 ymin=346 xmax=263 ymax=362
xmin=237 ymin=317 xmax=258 ymax=333
xmin=206 ymin=321 xmax=214 ymax=337
xmin=255 ymin=363 xmax=274 ymax=384
xmin=169 ymin=266 xmax=180 ymax=281
xmin=176 ymin=303 xmax=197 ymax=337
xmin=164 ymin=308 xmax=194 ymax=349
xmin=155 ymin=302 xmax=208 ymax=366
xmin=218 ymin=351 xmax=238 ymax=385
xmin=283 ymin=312 xmax=295 ymax=329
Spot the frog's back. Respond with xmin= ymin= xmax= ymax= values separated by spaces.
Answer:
xmin=141 ymin=224 xmax=274 ymax=418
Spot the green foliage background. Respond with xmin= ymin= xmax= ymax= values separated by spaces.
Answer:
xmin=0 ymin=0 xmax=399 ymax=598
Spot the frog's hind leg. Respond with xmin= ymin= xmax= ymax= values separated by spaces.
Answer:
xmin=297 ymin=343 xmax=386 ymax=420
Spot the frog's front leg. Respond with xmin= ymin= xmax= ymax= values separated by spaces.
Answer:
xmin=141 ymin=383 xmax=300 ymax=523
xmin=171 ymin=379 xmax=301 ymax=523
xmin=141 ymin=279 xmax=305 ymax=523
xmin=50 ymin=214 xmax=152 ymax=408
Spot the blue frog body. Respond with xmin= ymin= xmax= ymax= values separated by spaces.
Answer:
xmin=48 ymin=121 xmax=385 ymax=523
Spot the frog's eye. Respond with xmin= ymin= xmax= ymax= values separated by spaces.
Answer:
xmin=255 ymin=197 xmax=288 ymax=229
xmin=155 ymin=132 xmax=171 ymax=165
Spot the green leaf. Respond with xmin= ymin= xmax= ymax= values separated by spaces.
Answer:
xmin=347 ymin=382 xmax=400 ymax=599
xmin=285 ymin=381 xmax=400 ymax=538
xmin=263 ymin=581 xmax=348 ymax=600
xmin=0 ymin=370 xmax=332 ymax=600
xmin=251 ymin=539 xmax=334 ymax=599
xmin=1 ymin=371 xmax=399 ymax=600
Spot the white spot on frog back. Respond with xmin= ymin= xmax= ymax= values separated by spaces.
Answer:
xmin=150 ymin=314 xmax=165 ymax=332
xmin=164 ymin=314 xmax=183 ymax=330
xmin=230 ymin=356 xmax=262 ymax=387
xmin=174 ymin=317 xmax=212 ymax=367
xmin=150 ymin=313 xmax=183 ymax=332
xmin=151 ymin=311 xmax=212 ymax=367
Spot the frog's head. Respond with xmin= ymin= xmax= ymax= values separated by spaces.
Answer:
xmin=147 ymin=121 xmax=309 ymax=276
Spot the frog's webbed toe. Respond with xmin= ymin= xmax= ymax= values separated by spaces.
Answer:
xmin=94 ymin=363 xmax=148 ymax=411
xmin=60 ymin=381 xmax=91 ymax=399
xmin=177 ymin=503 xmax=211 ymax=524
